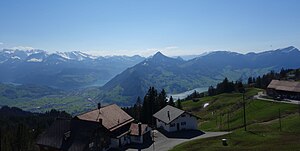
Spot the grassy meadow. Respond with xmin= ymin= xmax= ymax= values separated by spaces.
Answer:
xmin=170 ymin=88 xmax=300 ymax=151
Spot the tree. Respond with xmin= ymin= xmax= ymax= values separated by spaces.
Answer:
xmin=280 ymin=68 xmax=286 ymax=79
xmin=295 ymin=69 xmax=300 ymax=80
xmin=235 ymin=81 xmax=245 ymax=93
xmin=256 ymin=76 xmax=262 ymax=88
xmin=134 ymin=96 xmax=142 ymax=122
xmin=157 ymin=89 xmax=167 ymax=109
xmin=176 ymin=99 xmax=182 ymax=109
xmin=247 ymin=77 xmax=253 ymax=85
xmin=208 ymin=86 xmax=215 ymax=96
xmin=168 ymin=96 xmax=175 ymax=106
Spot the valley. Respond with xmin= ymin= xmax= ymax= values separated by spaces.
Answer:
xmin=1 ymin=46 xmax=300 ymax=114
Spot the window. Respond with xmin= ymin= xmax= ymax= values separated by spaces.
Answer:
xmin=170 ymin=123 xmax=175 ymax=127
xmin=89 ymin=142 xmax=94 ymax=148
xmin=64 ymin=131 xmax=71 ymax=140
xmin=181 ymin=122 xmax=186 ymax=126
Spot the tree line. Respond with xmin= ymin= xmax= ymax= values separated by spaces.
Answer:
xmin=0 ymin=106 xmax=71 ymax=151
xmin=247 ymin=68 xmax=299 ymax=89
xmin=123 ymin=87 xmax=182 ymax=126
xmin=207 ymin=78 xmax=245 ymax=96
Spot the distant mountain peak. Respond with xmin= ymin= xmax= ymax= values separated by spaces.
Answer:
xmin=277 ymin=46 xmax=298 ymax=53
xmin=153 ymin=51 xmax=166 ymax=58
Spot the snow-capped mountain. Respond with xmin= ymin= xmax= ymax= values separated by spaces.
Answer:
xmin=55 ymin=51 xmax=97 ymax=61
xmin=0 ymin=49 xmax=145 ymax=89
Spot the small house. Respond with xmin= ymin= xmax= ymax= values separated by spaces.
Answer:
xmin=153 ymin=105 xmax=199 ymax=132
xmin=129 ymin=123 xmax=151 ymax=144
xmin=75 ymin=104 xmax=150 ymax=149
xmin=267 ymin=80 xmax=300 ymax=100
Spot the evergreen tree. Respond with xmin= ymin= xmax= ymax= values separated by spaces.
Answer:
xmin=208 ymin=86 xmax=215 ymax=96
xmin=141 ymin=94 xmax=150 ymax=124
xmin=256 ymin=76 xmax=262 ymax=88
xmin=176 ymin=99 xmax=182 ymax=109
xmin=280 ymin=68 xmax=286 ymax=79
xmin=135 ymin=96 xmax=142 ymax=122
xmin=168 ymin=96 xmax=175 ymax=106
xmin=252 ymin=77 xmax=256 ymax=83
xmin=235 ymin=81 xmax=245 ymax=93
xmin=295 ymin=69 xmax=300 ymax=80
xmin=248 ymin=77 xmax=253 ymax=84
xmin=157 ymin=89 xmax=167 ymax=109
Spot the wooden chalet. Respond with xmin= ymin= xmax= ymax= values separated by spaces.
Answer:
xmin=36 ymin=118 xmax=110 ymax=151
xmin=37 ymin=104 xmax=151 ymax=151
xmin=267 ymin=80 xmax=300 ymax=100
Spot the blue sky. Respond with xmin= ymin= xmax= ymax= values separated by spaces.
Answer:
xmin=0 ymin=0 xmax=300 ymax=56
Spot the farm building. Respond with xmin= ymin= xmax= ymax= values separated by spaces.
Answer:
xmin=153 ymin=105 xmax=199 ymax=132
xmin=267 ymin=80 xmax=300 ymax=101
xmin=37 ymin=104 xmax=150 ymax=151
xmin=36 ymin=118 xmax=111 ymax=151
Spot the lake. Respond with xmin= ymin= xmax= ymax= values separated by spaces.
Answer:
xmin=167 ymin=87 xmax=208 ymax=100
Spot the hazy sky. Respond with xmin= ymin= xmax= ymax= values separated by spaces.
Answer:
xmin=0 ymin=0 xmax=300 ymax=56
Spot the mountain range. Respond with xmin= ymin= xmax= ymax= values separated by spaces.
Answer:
xmin=1 ymin=46 xmax=300 ymax=107
xmin=98 ymin=46 xmax=300 ymax=105
xmin=0 ymin=49 xmax=145 ymax=89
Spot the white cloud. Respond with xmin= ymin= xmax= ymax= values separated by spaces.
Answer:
xmin=10 ymin=46 xmax=35 ymax=50
xmin=165 ymin=46 xmax=178 ymax=50
xmin=0 ymin=42 xmax=3 ymax=45
xmin=84 ymin=46 xmax=192 ymax=57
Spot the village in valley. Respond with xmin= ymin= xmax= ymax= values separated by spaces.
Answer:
xmin=35 ymin=69 xmax=300 ymax=151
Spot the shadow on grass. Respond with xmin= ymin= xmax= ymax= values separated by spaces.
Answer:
xmin=247 ymin=130 xmax=267 ymax=137
xmin=158 ymin=129 xmax=205 ymax=139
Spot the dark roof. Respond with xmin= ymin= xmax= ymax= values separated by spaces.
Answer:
xmin=36 ymin=118 xmax=71 ymax=149
xmin=68 ymin=119 xmax=103 ymax=151
xmin=268 ymin=80 xmax=300 ymax=93
xmin=76 ymin=104 xmax=134 ymax=131
xmin=37 ymin=118 xmax=108 ymax=151
xmin=153 ymin=105 xmax=185 ymax=124
xmin=130 ymin=123 xmax=149 ymax=136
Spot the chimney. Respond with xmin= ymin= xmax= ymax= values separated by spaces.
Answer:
xmin=97 ymin=103 xmax=101 ymax=110
xmin=167 ymin=111 xmax=170 ymax=121
xmin=99 ymin=118 xmax=103 ymax=125
xmin=138 ymin=122 xmax=142 ymax=136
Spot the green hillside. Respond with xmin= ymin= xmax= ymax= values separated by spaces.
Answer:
xmin=0 ymin=83 xmax=100 ymax=115
xmin=170 ymin=88 xmax=300 ymax=151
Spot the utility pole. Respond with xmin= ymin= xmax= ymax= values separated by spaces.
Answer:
xmin=220 ymin=113 xmax=222 ymax=131
xmin=227 ymin=111 xmax=230 ymax=131
xmin=243 ymin=92 xmax=247 ymax=131
xmin=279 ymin=108 xmax=282 ymax=132
xmin=298 ymin=101 xmax=300 ymax=116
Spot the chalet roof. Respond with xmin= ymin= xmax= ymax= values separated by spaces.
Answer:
xmin=76 ymin=104 xmax=134 ymax=131
xmin=130 ymin=123 xmax=149 ymax=136
xmin=36 ymin=118 xmax=70 ymax=149
xmin=68 ymin=119 xmax=105 ymax=151
xmin=267 ymin=80 xmax=300 ymax=93
xmin=36 ymin=118 xmax=108 ymax=151
xmin=153 ymin=105 xmax=186 ymax=124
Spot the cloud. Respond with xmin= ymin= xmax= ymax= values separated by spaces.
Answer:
xmin=83 ymin=46 xmax=202 ymax=57
xmin=10 ymin=46 xmax=35 ymax=50
xmin=165 ymin=46 xmax=178 ymax=50
xmin=0 ymin=42 xmax=3 ymax=45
